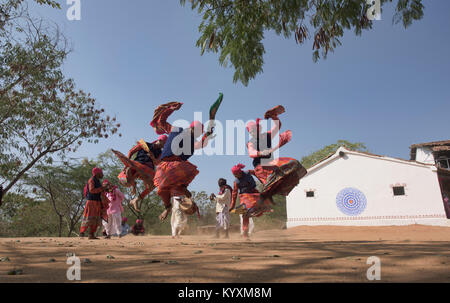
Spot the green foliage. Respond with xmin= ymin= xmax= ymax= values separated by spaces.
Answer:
xmin=300 ymin=139 xmax=368 ymax=169
xmin=25 ymin=162 xmax=95 ymax=237
xmin=0 ymin=192 xmax=59 ymax=237
xmin=0 ymin=2 xmax=121 ymax=196
xmin=180 ymin=0 xmax=424 ymax=86
xmin=33 ymin=0 xmax=61 ymax=9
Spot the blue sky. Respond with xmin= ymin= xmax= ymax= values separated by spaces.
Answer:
xmin=30 ymin=0 xmax=450 ymax=194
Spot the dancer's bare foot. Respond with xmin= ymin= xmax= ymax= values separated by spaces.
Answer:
xmin=130 ymin=197 xmax=141 ymax=212
xmin=88 ymin=234 xmax=99 ymax=240
xmin=159 ymin=208 xmax=171 ymax=221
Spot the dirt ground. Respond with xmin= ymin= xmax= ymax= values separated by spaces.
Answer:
xmin=1 ymin=224 xmax=450 ymax=283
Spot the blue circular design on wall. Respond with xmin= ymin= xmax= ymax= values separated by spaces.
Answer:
xmin=336 ymin=187 xmax=367 ymax=216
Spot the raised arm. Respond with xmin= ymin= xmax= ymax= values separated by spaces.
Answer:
xmin=247 ymin=141 xmax=259 ymax=158
xmin=268 ymin=117 xmax=281 ymax=139
xmin=194 ymin=133 xmax=213 ymax=150
xmin=150 ymin=102 xmax=183 ymax=135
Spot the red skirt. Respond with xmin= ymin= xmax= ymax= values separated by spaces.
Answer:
xmin=80 ymin=200 xmax=103 ymax=231
xmin=237 ymin=193 xmax=272 ymax=218
xmin=254 ymin=157 xmax=307 ymax=197
xmin=154 ymin=160 xmax=199 ymax=191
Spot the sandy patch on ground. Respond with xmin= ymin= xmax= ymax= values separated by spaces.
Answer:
xmin=1 ymin=224 xmax=450 ymax=282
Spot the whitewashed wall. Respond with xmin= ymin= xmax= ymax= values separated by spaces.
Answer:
xmin=415 ymin=147 xmax=435 ymax=164
xmin=287 ymin=147 xmax=449 ymax=227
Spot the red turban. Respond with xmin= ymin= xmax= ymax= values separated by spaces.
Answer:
xmin=102 ymin=179 xmax=110 ymax=185
xmin=231 ymin=163 xmax=246 ymax=174
xmin=122 ymin=217 xmax=128 ymax=222
xmin=92 ymin=167 xmax=103 ymax=176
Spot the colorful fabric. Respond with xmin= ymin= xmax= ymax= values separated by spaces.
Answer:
xmin=133 ymin=140 xmax=161 ymax=166
xmin=150 ymin=101 xmax=183 ymax=135
xmin=112 ymin=149 xmax=155 ymax=185
xmin=263 ymin=105 xmax=285 ymax=120
xmin=237 ymin=193 xmax=261 ymax=214
xmin=105 ymin=188 xmax=124 ymax=215
xmin=113 ymin=149 xmax=155 ymax=180
xmin=231 ymin=163 xmax=246 ymax=175
xmin=254 ymin=157 xmax=307 ymax=197
xmin=276 ymin=130 xmax=292 ymax=149
xmin=154 ymin=159 xmax=198 ymax=191
xmin=92 ymin=167 xmax=102 ymax=176
xmin=231 ymin=171 xmax=258 ymax=209
xmin=80 ymin=200 xmax=103 ymax=234
xmin=154 ymin=159 xmax=199 ymax=208
xmin=103 ymin=179 xmax=118 ymax=201
xmin=85 ymin=176 xmax=102 ymax=201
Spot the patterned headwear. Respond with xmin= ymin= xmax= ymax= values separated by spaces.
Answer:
xmin=136 ymin=219 xmax=143 ymax=224
xmin=92 ymin=167 xmax=103 ymax=176
xmin=231 ymin=163 xmax=246 ymax=175
xmin=190 ymin=120 xmax=204 ymax=133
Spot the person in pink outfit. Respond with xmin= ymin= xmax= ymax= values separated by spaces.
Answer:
xmin=102 ymin=179 xmax=125 ymax=238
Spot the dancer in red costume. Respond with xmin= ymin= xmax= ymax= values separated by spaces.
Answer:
xmin=151 ymin=101 xmax=215 ymax=221
xmin=80 ymin=167 xmax=109 ymax=239
xmin=229 ymin=164 xmax=270 ymax=239
xmin=246 ymin=105 xmax=307 ymax=209
xmin=112 ymin=135 xmax=167 ymax=211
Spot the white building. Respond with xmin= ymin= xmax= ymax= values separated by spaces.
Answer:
xmin=286 ymin=145 xmax=450 ymax=227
